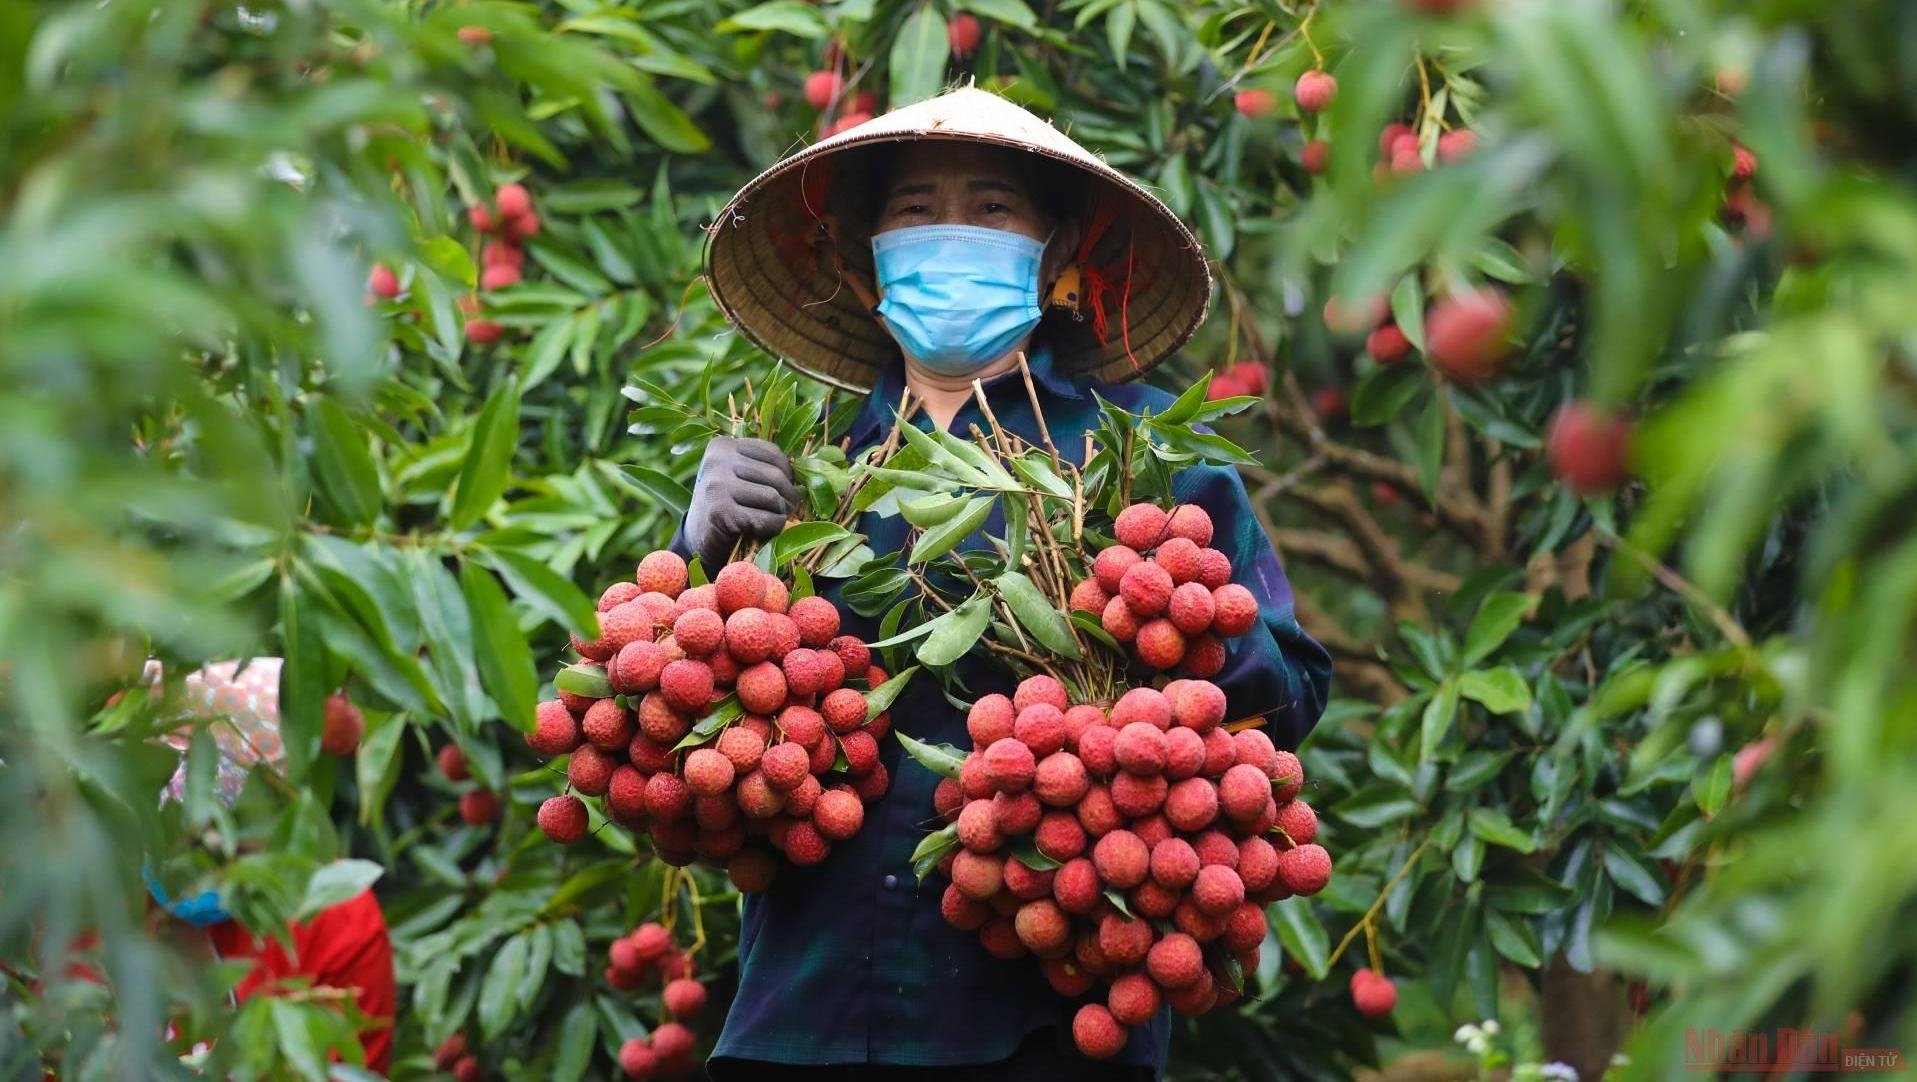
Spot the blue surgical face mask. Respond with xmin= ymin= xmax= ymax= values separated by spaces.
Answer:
xmin=872 ymin=224 xmax=1048 ymax=375
xmin=143 ymin=863 xmax=231 ymax=927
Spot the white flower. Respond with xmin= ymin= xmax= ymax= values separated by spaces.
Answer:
xmin=1481 ymin=1019 xmax=1502 ymax=1037
xmin=1540 ymin=1063 xmax=1580 ymax=1081
xmin=1610 ymin=1053 xmax=1632 ymax=1067
xmin=1454 ymin=1023 xmax=1483 ymax=1045
xmin=1466 ymin=1035 xmax=1490 ymax=1056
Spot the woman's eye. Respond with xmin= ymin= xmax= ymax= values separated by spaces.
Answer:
xmin=981 ymin=202 xmax=1009 ymax=214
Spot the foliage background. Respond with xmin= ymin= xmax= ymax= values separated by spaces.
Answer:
xmin=2 ymin=0 xmax=1914 ymax=1079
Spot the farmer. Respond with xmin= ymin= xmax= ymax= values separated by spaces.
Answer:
xmin=687 ymin=87 xmax=1331 ymax=1080
xmin=140 ymin=658 xmax=396 ymax=1074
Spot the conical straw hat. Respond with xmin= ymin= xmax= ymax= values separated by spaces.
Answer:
xmin=705 ymin=86 xmax=1211 ymax=391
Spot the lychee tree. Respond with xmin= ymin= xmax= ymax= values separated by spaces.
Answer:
xmin=5 ymin=0 xmax=1917 ymax=1079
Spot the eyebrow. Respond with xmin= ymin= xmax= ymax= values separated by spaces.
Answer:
xmin=884 ymin=179 xmax=1027 ymax=200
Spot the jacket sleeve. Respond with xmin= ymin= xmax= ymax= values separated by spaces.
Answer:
xmin=1170 ymin=462 xmax=1332 ymax=751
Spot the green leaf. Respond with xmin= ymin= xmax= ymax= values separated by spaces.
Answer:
xmin=483 ymin=548 xmax=600 ymax=635
xmin=917 ymin=595 xmax=992 ymax=667
xmin=910 ymin=823 xmax=960 ymax=880
xmin=1447 ymin=749 xmax=1515 ymax=791
xmin=1414 ymin=391 xmax=1445 ymax=500
xmin=1452 ymin=832 xmax=1484 ymax=882
xmin=1102 ymin=888 xmax=1136 ymax=919
xmin=1458 ymin=667 xmax=1531 ymax=715
xmin=958 ymin=0 xmax=1038 ymax=29
xmin=479 ymin=934 xmax=529 ymax=1040
xmin=554 ymin=663 xmax=613 ymax=700
xmin=518 ymin=923 xmax=553 ymax=1011
xmin=1693 ymin=755 xmax=1732 ymax=817
xmin=551 ymin=1001 xmax=598 ymax=1082
xmin=1463 ymin=592 xmax=1531 ymax=666
xmin=451 ymin=378 xmax=521 ymax=530
xmin=1009 ymin=456 xmax=1072 ymax=500
xmin=1350 ymin=364 xmax=1425 ymax=426
xmin=1468 ymin=807 xmax=1538 ymax=853
xmin=418 ymin=236 xmax=477 ymax=290
xmin=1419 ymin=679 xmax=1460 ymax=760
xmin=461 ymin=561 xmax=538 ymax=730
xmin=908 ymin=495 xmax=994 ymax=564
xmin=673 ymin=697 xmax=744 ymax=750
xmin=720 ymin=0 xmax=828 ymax=38
xmin=768 ymin=522 xmax=852 ymax=569
xmin=1389 ymin=274 xmax=1426 ymax=351
xmin=621 ymin=465 xmax=691 ymax=517
xmin=865 ymin=666 xmax=919 ymax=718
xmin=897 ymin=731 xmax=965 ymax=779
xmin=1332 ymin=783 xmax=1421 ymax=828
xmin=1484 ymin=910 xmax=1543 ymax=967
xmin=296 ymin=860 xmax=383 ymax=919
xmin=901 ymin=492 xmax=968 ymax=528
xmin=1601 ymin=843 xmax=1666 ymax=906
xmin=1271 ymin=898 xmax=1329 ymax=979
xmin=279 ymin=576 xmax=325 ymax=776
xmin=309 ymin=399 xmax=382 ymax=526
xmin=994 ymin=572 xmax=1081 ymax=659
xmin=1007 ymin=835 xmax=1062 ymax=871
xmin=889 ymin=4 xmax=949 ymax=107
xmin=1155 ymin=373 xmax=1212 ymax=426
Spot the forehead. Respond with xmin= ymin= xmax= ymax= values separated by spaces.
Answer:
xmin=885 ymin=142 xmax=1031 ymax=192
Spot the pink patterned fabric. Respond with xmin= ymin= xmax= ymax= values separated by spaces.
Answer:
xmin=155 ymin=657 xmax=288 ymax=806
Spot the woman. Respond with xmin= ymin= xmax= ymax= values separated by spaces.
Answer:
xmin=686 ymin=88 xmax=1333 ymax=1080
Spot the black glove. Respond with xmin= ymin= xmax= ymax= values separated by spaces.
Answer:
xmin=681 ymin=437 xmax=800 ymax=568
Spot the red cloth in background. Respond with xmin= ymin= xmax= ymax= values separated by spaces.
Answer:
xmin=205 ymin=890 xmax=396 ymax=1074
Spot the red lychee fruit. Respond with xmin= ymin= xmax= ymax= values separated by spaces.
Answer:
xmin=1073 ymin=1003 xmax=1127 ymax=1059
xmin=1312 ymin=386 xmax=1347 ymax=423
xmin=713 ymin=561 xmax=767 ymax=615
xmin=1150 ymin=837 xmax=1201 ymax=889
xmin=827 ymin=635 xmax=870 ymax=676
xmin=1154 ymin=536 xmax=1203 ymax=585
xmin=1035 ymin=811 xmax=1087 ymax=861
xmin=437 ymin=741 xmax=469 ymax=781
xmin=1092 ymin=545 xmax=1142 ymax=593
xmin=1367 ymin=323 xmax=1412 ymax=364
xmin=607 ymin=764 xmax=650 ymax=822
xmin=1069 ymin=578 xmax=1111 ymax=614
xmin=1100 ymin=596 xmax=1141 ymax=643
xmin=637 ymin=693 xmax=690 ymax=745
xmin=951 ymin=847 xmax=1005 ymax=900
xmin=1301 ymin=138 xmax=1330 ymax=175
xmin=1015 ymin=898 xmax=1071 ymax=954
xmin=643 ymin=771 xmax=692 ymax=820
xmin=494 ymin=183 xmax=531 ymax=220
xmin=433 ymin=1033 xmax=469 ymax=1069
xmin=979 ymin=916 xmax=1025 ymax=959
xmin=368 ymin=263 xmax=400 ymax=300
xmin=1119 ymin=560 xmax=1173 ymax=617
xmin=566 ymin=744 xmax=615 ymax=796
xmin=599 ymin=581 xmax=643 ymax=612
xmin=503 ymin=212 xmax=539 ymax=241
xmin=736 ymin=661 xmax=789 ymax=716
xmin=1278 ymin=843 xmax=1333 ymax=895
xmin=777 ymin=704 xmax=826 ymax=748
xmin=1732 ymin=143 xmax=1757 ymax=180
xmin=611 ymin=640 xmax=670 ymax=696
xmin=538 ymin=795 xmax=588 ymax=843
xmin=1134 ymin=618 xmax=1186 ymax=670
xmin=788 ymin=595 xmax=840 ymax=647
xmin=715 ymin=725 xmax=764 ymax=776
xmin=1547 ymin=400 xmax=1633 ymax=493
xmin=1107 ymin=971 xmax=1160 ymax=1026
xmin=1269 ymin=747 xmax=1304 ymax=799
xmin=1210 ymin=584 xmax=1258 ymax=637
xmin=459 ymin=788 xmax=499 ymax=825
xmin=582 ymin=699 xmax=635 ymax=751
xmin=726 ymin=849 xmax=777 ymax=892
xmin=724 ymin=608 xmax=775 ymax=664
xmin=1294 ymin=70 xmax=1337 ymax=112
xmin=319 ymin=693 xmax=363 ymax=756
xmin=1194 ymin=863 xmax=1247 ymax=914
xmin=1113 ymin=722 xmax=1169 ymax=776
xmin=650 ymin=1021 xmax=695 ymax=1064
xmin=760 ymin=741 xmax=810 ymax=791
xmin=783 ymin=820 xmax=831 ymax=865
xmin=762 ymin=577 xmax=791 ymax=615
xmin=672 ymin=608 xmax=724 ymax=657
xmin=1171 ymin=680 xmax=1227 ymax=732
xmin=1110 ymin=771 xmax=1168 ymax=818
xmin=808 ymin=787 xmax=859 ymax=840
xmin=1034 ymin=751 xmax=1091 ymax=807
xmin=1275 ymin=799 xmax=1318 ymax=845
xmin=1195 ymin=548 xmax=1233 ymax=590
xmin=1166 ymin=968 xmax=1218 ymax=1014
xmin=1426 ymin=289 xmax=1515 ymax=384
xmin=658 ymin=977 xmax=707 ymax=1021
xmin=1221 ymin=762 xmax=1273 ymax=822
xmin=1165 ymin=504 xmax=1213 ymax=546
xmin=779 ymin=648 xmax=825 ymax=697
xmin=659 ymin=660 xmax=714 ymax=714
xmin=821 ymin=687 xmax=866 ymax=734
xmin=1076 ymin=722 xmax=1119 ymax=775
xmin=1733 ymin=736 xmax=1774 ymax=791
xmin=1351 ymin=969 xmax=1398 ymax=1017
xmin=933 ymin=777 xmax=965 ymax=822
xmin=1013 ymin=674 xmax=1067 ymax=713
xmin=1437 ymin=128 xmax=1478 ymax=162
xmin=941 ymin=882 xmax=991 ymax=930
xmin=993 ymin=789 xmax=1041 ymax=835
xmin=1053 ymin=857 xmax=1100 ymax=913
xmin=803 ymin=70 xmax=843 ymax=109
xmin=1166 ymin=582 xmax=1216 ymax=636
xmin=982 ymin=738 xmax=1037 ymax=793
xmin=1165 ymin=776 xmax=1220 ymax=832
xmin=947 ymin=11 xmax=981 ymax=57
xmin=1147 ymin=931 xmax=1205 ymax=989
xmin=967 ymin=693 xmax=1016 ymax=747
xmin=1098 ymin=910 xmax=1154 ymax=967
xmin=480 ymin=263 xmax=520 ymax=291
xmin=452 ymin=1055 xmax=484 ymax=1082
xmin=1114 ymin=503 xmax=1170 ymax=551
xmin=1235 ymin=88 xmax=1277 ymax=118
xmin=1091 ymin=829 xmax=1149 ymax=889
xmin=1014 ymin=705 xmax=1068 ymax=757
xmin=1043 ymin=956 xmax=1094 ymax=997
xmin=480 ymin=241 xmax=522 ymax=272
xmin=465 ymin=318 xmax=503 ymax=344
xmin=682 ymin=748 xmax=736 ymax=797
xmin=1164 ymin=726 xmax=1205 ymax=779
xmin=1076 ymin=780 xmax=1121 ymax=832
xmin=1237 ymin=836 xmax=1279 ymax=893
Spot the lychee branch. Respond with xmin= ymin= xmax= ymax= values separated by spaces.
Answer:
xmin=1324 ymin=836 xmax=1430 ymax=970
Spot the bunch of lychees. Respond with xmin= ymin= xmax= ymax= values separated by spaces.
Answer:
xmin=1071 ymin=502 xmax=1261 ymax=678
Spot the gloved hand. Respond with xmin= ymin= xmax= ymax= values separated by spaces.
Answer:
xmin=682 ymin=437 xmax=800 ymax=568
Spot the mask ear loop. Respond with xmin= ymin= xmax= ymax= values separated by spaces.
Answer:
xmin=817 ymin=214 xmax=883 ymax=315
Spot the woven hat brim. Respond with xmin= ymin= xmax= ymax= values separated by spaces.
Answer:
xmin=705 ymin=87 xmax=1211 ymax=392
